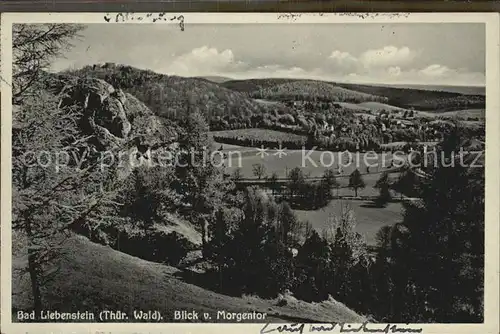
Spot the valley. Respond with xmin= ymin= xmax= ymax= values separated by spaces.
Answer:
xmin=11 ymin=48 xmax=486 ymax=324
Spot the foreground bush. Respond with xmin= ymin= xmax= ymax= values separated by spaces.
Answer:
xmin=77 ymin=222 xmax=194 ymax=266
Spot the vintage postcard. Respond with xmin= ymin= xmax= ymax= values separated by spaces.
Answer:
xmin=1 ymin=12 xmax=499 ymax=334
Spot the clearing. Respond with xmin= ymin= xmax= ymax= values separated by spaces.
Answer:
xmin=220 ymin=146 xmax=400 ymax=180
xmin=416 ymin=109 xmax=485 ymax=119
xmin=357 ymin=102 xmax=407 ymax=112
xmin=336 ymin=102 xmax=370 ymax=112
xmin=211 ymin=129 xmax=306 ymax=143
xmin=294 ymin=199 xmax=403 ymax=246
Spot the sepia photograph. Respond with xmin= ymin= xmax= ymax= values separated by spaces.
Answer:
xmin=1 ymin=12 xmax=499 ymax=333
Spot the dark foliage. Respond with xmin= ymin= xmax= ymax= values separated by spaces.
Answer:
xmin=348 ymin=169 xmax=366 ymax=197
xmin=79 ymin=223 xmax=194 ymax=266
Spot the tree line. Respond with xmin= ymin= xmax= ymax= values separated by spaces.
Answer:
xmin=208 ymin=128 xmax=483 ymax=322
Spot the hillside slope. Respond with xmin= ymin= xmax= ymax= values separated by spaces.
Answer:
xmin=66 ymin=64 xmax=265 ymax=120
xmin=357 ymin=101 xmax=407 ymax=112
xmin=12 ymin=234 xmax=365 ymax=323
xmin=222 ymin=78 xmax=485 ymax=112
xmin=382 ymin=84 xmax=485 ymax=96
xmin=334 ymin=82 xmax=485 ymax=111
xmin=222 ymin=78 xmax=299 ymax=94
xmin=194 ymin=76 xmax=234 ymax=83
xmin=251 ymin=80 xmax=387 ymax=103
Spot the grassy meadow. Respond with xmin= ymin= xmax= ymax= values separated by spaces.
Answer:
xmin=416 ymin=109 xmax=485 ymax=119
xmin=295 ymin=200 xmax=404 ymax=246
xmin=211 ymin=129 xmax=307 ymax=143
xmin=218 ymin=144 xmax=400 ymax=180
xmin=12 ymin=233 xmax=365 ymax=323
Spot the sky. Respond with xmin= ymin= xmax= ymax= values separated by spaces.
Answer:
xmin=51 ymin=23 xmax=486 ymax=86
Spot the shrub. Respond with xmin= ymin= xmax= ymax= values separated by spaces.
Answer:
xmin=374 ymin=186 xmax=392 ymax=207
xmin=78 ymin=221 xmax=193 ymax=266
xmin=151 ymin=231 xmax=194 ymax=266
xmin=120 ymin=230 xmax=194 ymax=266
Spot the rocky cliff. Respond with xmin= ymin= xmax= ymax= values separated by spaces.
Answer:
xmin=43 ymin=74 xmax=178 ymax=178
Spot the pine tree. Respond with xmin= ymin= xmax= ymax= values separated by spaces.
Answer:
xmin=348 ymin=169 xmax=365 ymax=197
xmin=294 ymin=231 xmax=331 ymax=302
xmin=322 ymin=169 xmax=339 ymax=190
xmin=175 ymin=102 xmax=230 ymax=250
xmin=377 ymin=125 xmax=485 ymax=322
xmin=374 ymin=172 xmax=392 ymax=207
xmin=329 ymin=205 xmax=370 ymax=298
xmin=269 ymin=172 xmax=280 ymax=196
xmin=276 ymin=201 xmax=302 ymax=247
xmin=392 ymin=165 xmax=419 ymax=200
xmin=287 ymin=167 xmax=305 ymax=201
xmin=316 ymin=170 xmax=339 ymax=208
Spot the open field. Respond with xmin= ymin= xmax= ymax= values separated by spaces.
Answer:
xmin=214 ymin=142 xmax=258 ymax=152
xmin=253 ymin=98 xmax=283 ymax=106
xmin=379 ymin=141 xmax=439 ymax=150
xmin=12 ymin=233 xmax=364 ymax=323
xmin=461 ymin=120 xmax=484 ymax=128
xmin=295 ymin=199 xmax=404 ymax=246
xmin=416 ymin=109 xmax=485 ymax=119
xmin=220 ymin=146 xmax=401 ymax=180
xmin=336 ymin=102 xmax=370 ymax=111
xmin=357 ymin=101 xmax=407 ymax=112
xmin=211 ymin=129 xmax=306 ymax=143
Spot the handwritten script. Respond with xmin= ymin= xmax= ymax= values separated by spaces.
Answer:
xmin=103 ymin=13 xmax=185 ymax=31
xmin=261 ymin=322 xmax=423 ymax=334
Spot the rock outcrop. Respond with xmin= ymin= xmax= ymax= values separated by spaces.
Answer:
xmin=54 ymin=76 xmax=177 ymax=178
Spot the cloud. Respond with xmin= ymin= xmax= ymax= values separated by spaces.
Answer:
xmin=387 ymin=66 xmax=402 ymax=77
xmin=322 ymin=46 xmax=418 ymax=78
xmin=139 ymin=45 xmax=486 ymax=86
xmin=317 ymin=48 xmax=484 ymax=85
xmin=327 ymin=50 xmax=359 ymax=74
xmin=337 ymin=64 xmax=485 ymax=86
xmin=359 ymin=46 xmax=416 ymax=69
xmin=415 ymin=64 xmax=485 ymax=85
xmin=230 ymin=64 xmax=310 ymax=80
xmin=419 ymin=64 xmax=452 ymax=77
xmin=165 ymin=46 xmax=247 ymax=76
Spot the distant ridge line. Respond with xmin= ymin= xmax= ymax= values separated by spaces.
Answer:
xmin=222 ymin=77 xmax=485 ymax=95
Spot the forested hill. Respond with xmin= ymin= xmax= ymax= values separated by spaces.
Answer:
xmin=222 ymin=78 xmax=486 ymax=112
xmin=334 ymin=82 xmax=485 ymax=111
xmin=250 ymin=80 xmax=388 ymax=104
xmin=221 ymin=78 xmax=303 ymax=94
xmin=65 ymin=64 xmax=266 ymax=120
xmin=65 ymin=65 xmax=485 ymax=116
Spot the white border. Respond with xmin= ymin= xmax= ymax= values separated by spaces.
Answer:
xmin=1 ymin=12 xmax=499 ymax=334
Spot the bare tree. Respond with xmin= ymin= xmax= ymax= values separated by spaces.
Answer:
xmin=231 ymin=167 xmax=243 ymax=181
xmin=252 ymin=163 xmax=267 ymax=180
